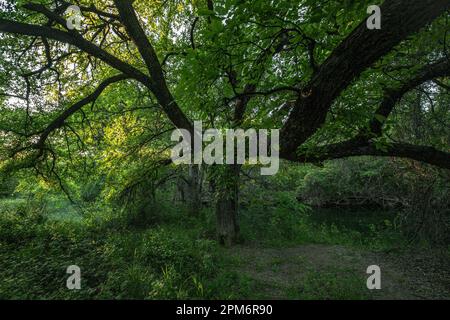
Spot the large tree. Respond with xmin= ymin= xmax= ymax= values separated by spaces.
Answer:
xmin=0 ymin=0 xmax=449 ymax=245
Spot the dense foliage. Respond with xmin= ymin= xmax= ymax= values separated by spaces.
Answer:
xmin=0 ymin=0 xmax=449 ymax=299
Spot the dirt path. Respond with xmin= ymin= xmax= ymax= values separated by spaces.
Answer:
xmin=229 ymin=244 xmax=449 ymax=300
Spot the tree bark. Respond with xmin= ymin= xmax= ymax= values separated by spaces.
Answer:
xmin=186 ymin=165 xmax=202 ymax=216
xmin=177 ymin=165 xmax=203 ymax=216
xmin=215 ymin=164 xmax=240 ymax=247
xmin=280 ymin=0 xmax=450 ymax=159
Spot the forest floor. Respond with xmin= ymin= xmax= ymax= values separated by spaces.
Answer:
xmin=1 ymin=197 xmax=449 ymax=300
xmin=229 ymin=244 xmax=450 ymax=300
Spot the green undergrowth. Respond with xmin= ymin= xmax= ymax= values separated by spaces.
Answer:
xmin=0 ymin=200 xmax=252 ymax=299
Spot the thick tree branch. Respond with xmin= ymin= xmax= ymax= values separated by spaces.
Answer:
xmin=290 ymin=57 xmax=450 ymax=169
xmin=292 ymin=139 xmax=450 ymax=169
xmin=113 ymin=1 xmax=164 ymax=87
xmin=0 ymin=19 xmax=151 ymax=84
xmin=0 ymin=8 xmax=194 ymax=137
xmin=113 ymin=0 xmax=194 ymax=135
xmin=280 ymin=0 xmax=450 ymax=159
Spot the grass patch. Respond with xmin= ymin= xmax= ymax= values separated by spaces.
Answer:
xmin=0 ymin=200 xmax=251 ymax=299
xmin=285 ymin=267 xmax=370 ymax=300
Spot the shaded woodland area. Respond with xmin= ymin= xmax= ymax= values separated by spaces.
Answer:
xmin=0 ymin=0 xmax=449 ymax=300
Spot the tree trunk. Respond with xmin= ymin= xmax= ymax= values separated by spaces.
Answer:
xmin=178 ymin=165 xmax=202 ymax=216
xmin=215 ymin=164 xmax=240 ymax=247
xmin=187 ymin=165 xmax=202 ymax=215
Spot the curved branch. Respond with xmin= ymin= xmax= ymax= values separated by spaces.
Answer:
xmin=369 ymin=58 xmax=450 ymax=136
xmin=292 ymin=139 xmax=450 ymax=169
xmin=35 ymin=74 xmax=129 ymax=149
xmin=190 ymin=17 xmax=199 ymax=50
xmin=0 ymin=18 xmax=151 ymax=84
xmin=280 ymin=0 xmax=450 ymax=159
xmin=113 ymin=0 xmax=194 ymax=134
xmin=290 ymin=58 xmax=450 ymax=169
xmin=1 ymin=2 xmax=196 ymax=142
xmin=113 ymin=1 xmax=165 ymax=87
